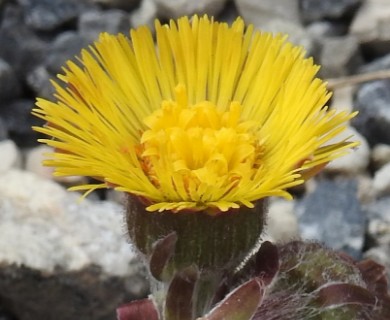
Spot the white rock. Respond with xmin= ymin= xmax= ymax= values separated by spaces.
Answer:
xmin=154 ymin=0 xmax=228 ymax=19
xmin=325 ymin=126 xmax=370 ymax=174
xmin=372 ymin=143 xmax=390 ymax=169
xmin=0 ymin=169 xmax=136 ymax=276
xmin=373 ymin=162 xmax=390 ymax=197
xmin=24 ymin=145 xmax=86 ymax=185
xmin=350 ymin=0 xmax=390 ymax=43
xmin=235 ymin=0 xmax=301 ymax=27
xmin=264 ymin=198 xmax=299 ymax=243
xmin=0 ymin=139 xmax=21 ymax=173
xmin=25 ymin=145 xmax=55 ymax=179
xmin=130 ymin=0 xmax=157 ymax=28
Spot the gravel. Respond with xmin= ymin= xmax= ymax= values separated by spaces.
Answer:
xmin=1 ymin=0 xmax=390 ymax=318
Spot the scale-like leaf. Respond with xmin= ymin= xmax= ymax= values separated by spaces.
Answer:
xmin=116 ymin=299 xmax=159 ymax=320
xmin=200 ymin=278 xmax=264 ymax=320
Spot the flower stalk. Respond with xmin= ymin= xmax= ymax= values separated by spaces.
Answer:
xmin=126 ymin=195 xmax=267 ymax=318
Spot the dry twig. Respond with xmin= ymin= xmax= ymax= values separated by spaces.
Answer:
xmin=327 ymin=69 xmax=390 ymax=90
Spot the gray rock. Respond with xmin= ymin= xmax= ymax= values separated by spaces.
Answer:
xmin=26 ymin=65 xmax=56 ymax=100
xmin=296 ymin=178 xmax=366 ymax=259
xmin=79 ymin=9 xmax=131 ymax=43
xmin=155 ymin=0 xmax=228 ymax=19
xmin=319 ymin=36 xmax=363 ymax=78
xmin=129 ymin=0 xmax=157 ymax=28
xmin=0 ymin=169 xmax=148 ymax=320
xmin=16 ymin=0 xmax=97 ymax=31
xmin=352 ymin=80 xmax=390 ymax=146
xmin=235 ymin=0 xmax=301 ymax=27
xmin=260 ymin=19 xmax=317 ymax=56
xmin=0 ymin=99 xmax=43 ymax=147
xmin=45 ymin=31 xmax=89 ymax=74
xmin=300 ymin=0 xmax=363 ymax=23
xmin=0 ymin=4 xmax=47 ymax=77
xmin=350 ymin=0 xmax=390 ymax=56
xmin=0 ymin=59 xmax=22 ymax=102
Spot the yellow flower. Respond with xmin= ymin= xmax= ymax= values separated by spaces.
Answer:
xmin=33 ymin=15 xmax=358 ymax=213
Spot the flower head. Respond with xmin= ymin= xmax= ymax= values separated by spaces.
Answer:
xmin=33 ymin=15 xmax=357 ymax=213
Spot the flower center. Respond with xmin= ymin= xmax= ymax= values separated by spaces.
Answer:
xmin=137 ymin=85 xmax=262 ymax=201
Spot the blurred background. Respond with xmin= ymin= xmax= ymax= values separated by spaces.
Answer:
xmin=1 ymin=0 xmax=390 ymax=319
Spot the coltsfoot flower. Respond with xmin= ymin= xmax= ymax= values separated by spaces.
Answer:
xmin=33 ymin=15 xmax=358 ymax=213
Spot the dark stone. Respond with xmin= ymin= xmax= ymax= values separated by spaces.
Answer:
xmin=92 ymin=0 xmax=141 ymax=11
xmin=45 ymin=31 xmax=89 ymax=74
xmin=319 ymin=36 xmax=363 ymax=78
xmin=0 ymin=264 xmax=148 ymax=320
xmin=352 ymin=80 xmax=390 ymax=146
xmin=0 ymin=4 xmax=47 ymax=78
xmin=359 ymin=53 xmax=390 ymax=73
xmin=300 ymin=0 xmax=363 ymax=23
xmin=295 ymin=178 xmax=366 ymax=259
xmin=306 ymin=21 xmax=349 ymax=38
xmin=0 ymin=59 xmax=22 ymax=101
xmin=360 ymin=41 xmax=390 ymax=62
xmin=0 ymin=117 xmax=8 ymax=141
xmin=16 ymin=0 xmax=97 ymax=31
xmin=78 ymin=9 xmax=131 ymax=43
xmin=0 ymin=99 xmax=43 ymax=147
xmin=0 ymin=305 xmax=16 ymax=320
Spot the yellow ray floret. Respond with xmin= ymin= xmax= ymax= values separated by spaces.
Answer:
xmin=32 ymin=15 xmax=358 ymax=213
